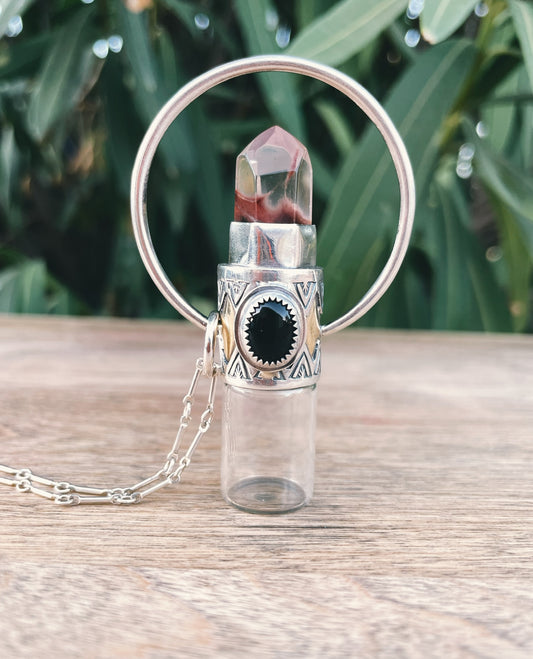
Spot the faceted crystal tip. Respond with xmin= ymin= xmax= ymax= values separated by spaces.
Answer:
xmin=234 ymin=126 xmax=312 ymax=225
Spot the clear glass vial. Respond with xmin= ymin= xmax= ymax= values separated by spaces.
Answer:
xmin=221 ymin=384 xmax=316 ymax=513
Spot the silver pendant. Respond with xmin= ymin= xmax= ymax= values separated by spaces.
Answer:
xmin=131 ymin=55 xmax=415 ymax=513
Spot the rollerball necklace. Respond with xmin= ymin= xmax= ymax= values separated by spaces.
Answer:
xmin=0 ymin=56 xmax=415 ymax=510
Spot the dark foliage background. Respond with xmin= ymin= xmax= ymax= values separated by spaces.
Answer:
xmin=0 ymin=0 xmax=532 ymax=331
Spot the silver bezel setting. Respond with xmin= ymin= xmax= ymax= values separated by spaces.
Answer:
xmin=235 ymin=286 xmax=305 ymax=373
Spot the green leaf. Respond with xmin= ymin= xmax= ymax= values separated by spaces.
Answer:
xmin=509 ymin=0 xmax=533 ymax=92
xmin=19 ymin=260 xmax=46 ymax=312
xmin=318 ymin=40 xmax=476 ymax=322
xmin=0 ymin=33 xmax=52 ymax=79
xmin=190 ymin=102 xmax=230 ymax=262
xmin=0 ymin=260 xmax=46 ymax=313
xmin=0 ymin=0 xmax=35 ymax=38
xmin=106 ymin=227 xmax=150 ymax=316
xmin=421 ymin=0 xmax=478 ymax=44
xmin=234 ymin=0 xmax=303 ymax=137
xmin=490 ymin=194 xmax=532 ymax=331
xmin=0 ymin=267 xmax=20 ymax=312
xmin=0 ymin=125 xmax=18 ymax=215
xmin=481 ymin=67 xmax=521 ymax=153
xmin=287 ymin=0 xmax=408 ymax=66
xmin=371 ymin=255 xmax=432 ymax=329
xmin=156 ymin=25 xmax=180 ymax=89
xmin=387 ymin=22 xmax=419 ymax=65
xmin=466 ymin=121 xmax=533 ymax=232
xmin=426 ymin=165 xmax=512 ymax=331
xmin=118 ymin=6 xmax=195 ymax=173
xmin=520 ymin=65 xmax=533 ymax=168
xmin=160 ymin=0 xmax=199 ymax=37
xmin=101 ymin=58 xmax=142 ymax=198
xmin=210 ymin=118 xmax=272 ymax=149
xmin=313 ymin=98 xmax=354 ymax=157
xmin=403 ymin=262 xmax=432 ymax=329
xmin=296 ymin=0 xmax=333 ymax=30
xmin=26 ymin=9 xmax=94 ymax=141
xmin=466 ymin=122 xmax=533 ymax=329
xmin=307 ymin=147 xmax=337 ymax=201
xmin=160 ymin=178 xmax=188 ymax=233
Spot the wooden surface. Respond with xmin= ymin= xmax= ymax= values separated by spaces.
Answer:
xmin=0 ymin=315 xmax=532 ymax=658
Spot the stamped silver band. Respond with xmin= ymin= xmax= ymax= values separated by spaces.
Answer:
xmin=218 ymin=261 xmax=323 ymax=390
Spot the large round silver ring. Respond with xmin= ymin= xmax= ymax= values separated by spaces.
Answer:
xmin=131 ymin=55 xmax=415 ymax=336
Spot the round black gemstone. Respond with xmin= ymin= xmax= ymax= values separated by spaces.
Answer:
xmin=245 ymin=298 xmax=296 ymax=365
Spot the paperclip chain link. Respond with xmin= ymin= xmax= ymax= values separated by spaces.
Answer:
xmin=0 ymin=357 xmax=219 ymax=506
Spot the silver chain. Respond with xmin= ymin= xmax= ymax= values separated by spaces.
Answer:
xmin=0 ymin=356 xmax=219 ymax=506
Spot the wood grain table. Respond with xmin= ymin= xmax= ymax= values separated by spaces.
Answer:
xmin=0 ymin=315 xmax=532 ymax=658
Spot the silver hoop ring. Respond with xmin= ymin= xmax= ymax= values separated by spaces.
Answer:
xmin=131 ymin=55 xmax=415 ymax=336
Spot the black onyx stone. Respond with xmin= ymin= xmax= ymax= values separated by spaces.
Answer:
xmin=245 ymin=299 xmax=296 ymax=365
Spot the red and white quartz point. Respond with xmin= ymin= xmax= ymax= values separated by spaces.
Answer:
xmin=234 ymin=125 xmax=312 ymax=225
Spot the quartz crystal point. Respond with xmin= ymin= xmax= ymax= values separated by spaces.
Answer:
xmin=234 ymin=126 xmax=312 ymax=225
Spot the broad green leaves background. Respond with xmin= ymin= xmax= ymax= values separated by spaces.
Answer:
xmin=0 ymin=0 xmax=531 ymax=332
